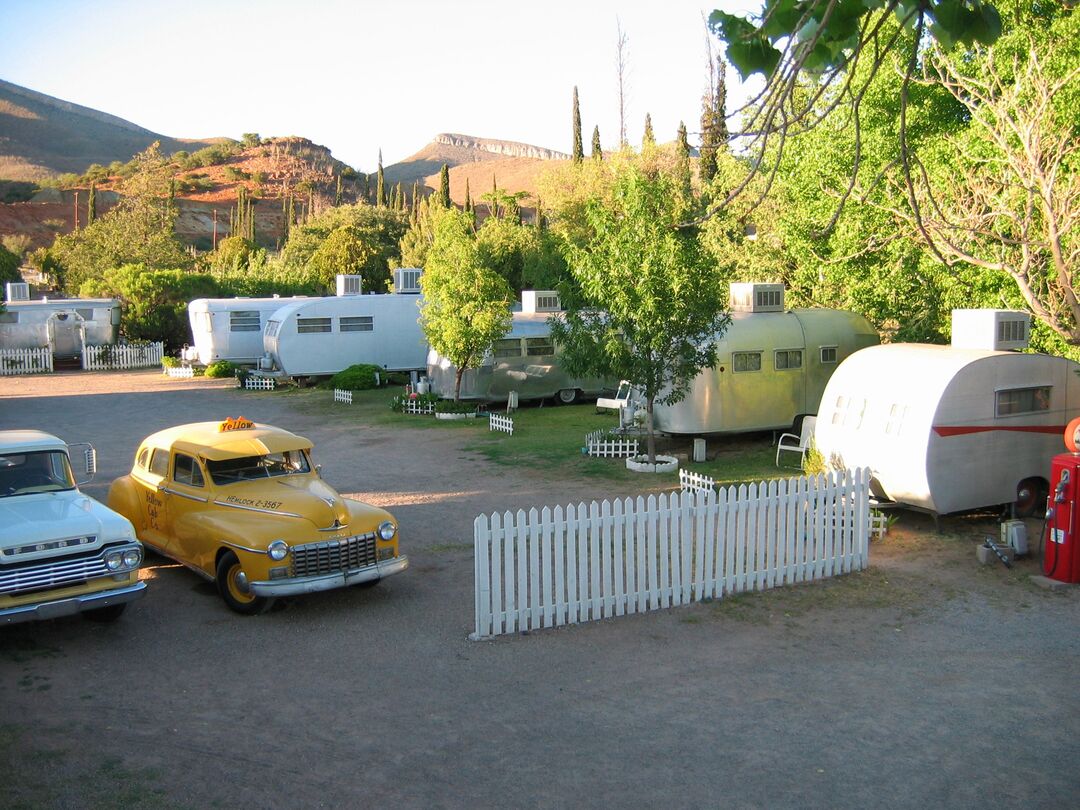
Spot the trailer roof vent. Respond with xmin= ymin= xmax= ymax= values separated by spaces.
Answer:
xmin=951 ymin=309 xmax=1030 ymax=351
xmin=336 ymin=274 xmax=363 ymax=297
xmin=5 ymin=282 xmax=30 ymax=302
xmin=392 ymin=267 xmax=422 ymax=294
xmin=729 ymin=282 xmax=785 ymax=313
xmin=521 ymin=290 xmax=561 ymax=314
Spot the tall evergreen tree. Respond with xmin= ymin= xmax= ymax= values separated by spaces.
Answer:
xmin=591 ymin=126 xmax=603 ymax=161
xmin=675 ymin=121 xmax=692 ymax=200
xmin=86 ymin=182 xmax=97 ymax=225
xmin=464 ymin=178 xmax=473 ymax=215
xmin=572 ymin=86 xmax=584 ymax=163
xmin=699 ymin=54 xmax=729 ymax=186
xmin=334 ymin=175 xmax=343 ymax=206
xmin=437 ymin=164 xmax=451 ymax=208
xmin=715 ymin=57 xmax=729 ymax=147
xmin=642 ymin=113 xmax=655 ymax=148
xmin=376 ymin=149 xmax=386 ymax=207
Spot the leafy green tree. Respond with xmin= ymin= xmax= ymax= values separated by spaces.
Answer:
xmin=551 ymin=164 xmax=730 ymax=462
xmin=572 ymin=86 xmax=584 ymax=163
xmin=209 ymin=235 xmax=258 ymax=274
xmin=419 ymin=210 xmax=513 ymax=400
xmin=307 ymin=225 xmax=376 ymax=291
xmin=437 ymin=164 xmax=451 ymax=208
xmin=0 ymin=245 xmax=21 ymax=286
xmin=475 ymin=214 xmax=567 ymax=292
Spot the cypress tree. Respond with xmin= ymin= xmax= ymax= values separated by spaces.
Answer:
xmin=715 ymin=57 xmax=729 ymax=147
xmin=591 ymin=126 xmax=602 ymax=161
xmin=464 ymin=178 xmax=472 ymax=214
xmin=675 ymin=121 xmax=692 ymax=200
xmin=642 ymin=113 xmax=655 ymax=148
xmin=376 ymin=149 xmax=386 ymax=207
xmin=411 ymin=180 xmax=421 ymax=219
xmin=86 ymin=182 xmax=97 ymax=225
xmin=362 ymin=173 xmax=371 ymax=203
xmin=534 ymin=197 xmax=545 ymax=231
xmin=490 ymin=174 xmax=499 ymax=219
xmin=334 ymin=175 xmax=343 ymax=206
xmin=437 ymin=164 xmax=451 ymax=208
xmin=572 ymin=86 xmax=584 ymax=163
xmin=391 ymin=183 xmax=400 ymax=210
xmin=699 ymin=96 xmax=718 ymax=185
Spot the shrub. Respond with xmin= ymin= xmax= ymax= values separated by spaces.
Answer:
xmin=205 ymin=360 xmax=238 ymax=378
xmin=160 ymin=355 xmax=180 ymax=368
xmin=391 ymin=391 xmax=438 ymax=412
xmin=329 ymin=363 xmax=382 ymax=391
xmin=435 ymin=399 xmax=477 ymax=414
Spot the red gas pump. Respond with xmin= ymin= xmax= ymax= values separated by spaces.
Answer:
xmin=1043 ymin=418 xmax=1080 ymax=583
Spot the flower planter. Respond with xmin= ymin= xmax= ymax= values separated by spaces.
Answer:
xmin=625 ymin=454 xmax=679 ymax=474
xmin=435 ymin=412 xmax=477 ymax=421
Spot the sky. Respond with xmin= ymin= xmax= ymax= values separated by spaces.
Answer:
xmin=0 ymin=0 xmax=759 ymax=173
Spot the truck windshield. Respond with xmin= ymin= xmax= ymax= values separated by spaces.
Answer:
xmin=204 ymin=451 xmax=310 ymax=486
xmin=0 ymin=450 xmax=77 ymax=497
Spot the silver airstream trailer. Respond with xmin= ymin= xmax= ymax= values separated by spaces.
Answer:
xmin=258 ymin=271 xmax=427 ymax=380
xmin=186 ymin=295 xmax=308 ymax=366
xmin=0 ymin=290 xmax=120 ymax=361
xmin=652 ymin=284 xmax=880 ymax=434
xmin=425 ymin=291 xmax=616 ymax=404
xmin=814 ymin=310 xmax=1080 ymax=516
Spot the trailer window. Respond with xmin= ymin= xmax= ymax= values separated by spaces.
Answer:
xmin=494 ymin=339 xmax=522 ymax=358
xmin=173 ymin=453 xmax=205 ymax=487
xmin=996 ymin=386 xmax=1051 ymax=416
xmin=340 ymin=316 xmax=373 ymax=332
xmin=149 ymin=448 xmax=169 ymax=478
xmin=230 ymin=311 xmax=261 ymax=332
xmin=297 ymin=317 xmax=332 ymax=334
xmin=525 ymin=337 xmax=555 ymax=356
xmin=265 ymin=320 xmax=280 ymax=338
xmin=832 ymin=396 xmax=867 ymax=428
xmin=0 ymin=312 xmax=18 ymax=324
xmin=733 ymin=352 xmax=762 ymax=372
xmin=820 ymin=346 xmax=838 ymax=363
xmin=885 ymin=404 xmax=907 ymax=435
xmin=774 ymin=350 xmax=802 ymax=370
xmin=76 ymin=308 xmax=95 ymax=321
xmin=195 ymin=312 xmax=212 ymax=333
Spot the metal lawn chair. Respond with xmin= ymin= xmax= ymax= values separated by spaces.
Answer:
xmin=776 ymin=416 xmax=816 ymax=468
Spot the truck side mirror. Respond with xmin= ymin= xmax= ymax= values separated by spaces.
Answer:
xmin=67 ymin=443 xmax=96 ymax=485
xmin=84 ymin=447 xmax=97 ymax=476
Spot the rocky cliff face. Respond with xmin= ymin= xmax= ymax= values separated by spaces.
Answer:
xmin=432 ymin=133 xmax=569 ymax=161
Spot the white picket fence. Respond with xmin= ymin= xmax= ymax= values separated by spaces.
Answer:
xmin=585 ymin=429 xmax=640 ymax=458
xmin=240 ymin=376 xmax=276 ymax=391
xmin=472 ymin=468 xmax=871 ymax=639
xmin=402 ymin=399 xmax=436 ymax=415
xmin=164 ymin=365 xmax=195 ymax=379
xmin=679 ymin=468 xmax=716 ymax=497
xmin=0 ymin=347 xmax=52 ymax=375
xmin=83 ymin=342 xmax=164 ymax=371
xmin=489 ymin=413 xmax=514 ymax=435
xmin=334 ymin=389 xmax=353 ymax=404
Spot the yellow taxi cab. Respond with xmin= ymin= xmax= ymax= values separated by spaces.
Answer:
xmin=107 ymin=417 xmax=407 ymax=614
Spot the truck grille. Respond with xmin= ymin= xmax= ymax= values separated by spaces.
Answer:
xmin=0 ymin=547 xmax=110 ymax=596
xmin=290 ymin=533 xmax=377 ymax=578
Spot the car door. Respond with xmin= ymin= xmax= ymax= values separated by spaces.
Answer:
xmin=162 ymin=452 xmax=212 ymax=571
xmin=129 ymin=445 xmax=173 ymax=552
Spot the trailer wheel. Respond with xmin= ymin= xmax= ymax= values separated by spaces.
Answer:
xmin=1014 ymin=477 xmax=1048 ymax=519
xmin=556 ymin=388 xmax=580 ymax=405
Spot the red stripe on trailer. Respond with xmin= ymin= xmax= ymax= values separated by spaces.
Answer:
xmin=933 ymin=424 xmax=1066 ymax=437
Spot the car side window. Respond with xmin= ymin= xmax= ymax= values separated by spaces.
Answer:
xmin=148 ymin=448 xmax=169 ymax=478
xmin=137 ymin=447 xmax=149 ymax=469
xmin=173 ymin=453 xmax=205 ymax=487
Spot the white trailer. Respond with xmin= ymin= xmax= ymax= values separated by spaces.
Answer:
xmin=186 ymin=296 xmax=307 ymax=366
xmin=652 ymin=284 xmax=880 ymax=434
xmin=813 ymin=310 xmax=1080 ymax=516
xmin=0 ymin=297 xmax=120 ymax=360
xmin=260 ymin=293 xmax=428 ymax=379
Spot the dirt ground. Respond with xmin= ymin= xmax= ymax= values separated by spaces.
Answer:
xmin=1 ymin=370 xmax=1077 ymax=809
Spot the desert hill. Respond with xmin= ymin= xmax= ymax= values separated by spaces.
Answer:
xmin=0 ymin=79 xmax=221 ymax=181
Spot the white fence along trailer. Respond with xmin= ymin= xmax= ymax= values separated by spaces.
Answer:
xmin=652 ymin=284 xmax=880 ymax=434
xmin=813 ymin=310 xmax=1080 ymax=516
xmin=186 ymin=296 xmax=307 ymax=366
xmin=0 ymin=298 xmax=120 ymax=360
xmin=260 ymin=293 xmax=428 ymax=379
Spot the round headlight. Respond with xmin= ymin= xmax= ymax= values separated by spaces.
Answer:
xmin=122 ymin=549 xmax=142 ymax=568
xmin=378 ymin=521 xmax=397 ymax=541
xmin=105 ymin=552 xmax=123 ymax=570
xmin=267 ymin=540 xmax=290 ymax=561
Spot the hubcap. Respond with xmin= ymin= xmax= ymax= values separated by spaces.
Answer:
xmin=232 ymin=566 xmax=252 ymax=598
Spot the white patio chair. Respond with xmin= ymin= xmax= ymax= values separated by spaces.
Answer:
xmin=776 ymin=416 xmax=817 ymax=468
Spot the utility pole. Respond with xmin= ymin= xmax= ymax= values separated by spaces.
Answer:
xmin=212 ymin=209 xmax=218 ymax=250
xmin=73 ymin=190 xmax=80 ymax=231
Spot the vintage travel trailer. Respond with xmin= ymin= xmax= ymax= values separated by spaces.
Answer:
xmin=426 ymin=290 xmax=615 ymax=403
xmin=258 ymin=271 xmax=427 ymax=380
xmin=652 ymin=283 xmax=880 ymax=434
xmin=186 ymin=295 xmax=308 ymax=366
xmin=813 ymin=310 xmax=1080 ymax=516
xmin=0 ymin=288 xmax=120 ymax=360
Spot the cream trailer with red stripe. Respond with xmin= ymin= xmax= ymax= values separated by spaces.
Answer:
xmin=814 ymin=311 xmax=1080 ymax=516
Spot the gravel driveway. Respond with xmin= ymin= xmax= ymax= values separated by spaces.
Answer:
xmin=1 ymin=371 xmax=1077 ymax=809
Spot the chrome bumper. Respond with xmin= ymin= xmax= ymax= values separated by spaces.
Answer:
xmin=250 ymin=555 xmax=409 ymax=597
xmin=0 ymin=581 xmax=146 ymax=625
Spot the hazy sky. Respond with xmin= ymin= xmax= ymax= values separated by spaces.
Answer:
xmin=0 ymin=0 xmax=759 ymax=172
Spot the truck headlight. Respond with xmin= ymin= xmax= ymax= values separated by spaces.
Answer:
xmin=378 ymin=521 xmax=397 ymax=541
xmin=105 ymin=551 xmax=123 ymax=570
xmin=267 ymin=540 xmax=290 ymax=561
xmin=122 ymin=549 xmax=142 ymax=568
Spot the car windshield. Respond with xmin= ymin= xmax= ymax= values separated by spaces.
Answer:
xmin=0 ymin=450 xmax=77 ymax=497
xmin=204 ymin=450 xmax=310 ymax=486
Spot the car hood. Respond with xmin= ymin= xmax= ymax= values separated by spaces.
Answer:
xmin=0 ymin=491 xmax=137 ymax=562
xmin=211 ymin=475 xmax=368 ymax=531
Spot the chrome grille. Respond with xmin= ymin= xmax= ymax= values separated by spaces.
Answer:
xmin=0 ymin=549 xmax=109 ymax=596
xmin=290 ymin=533 xmax=377 ymax=578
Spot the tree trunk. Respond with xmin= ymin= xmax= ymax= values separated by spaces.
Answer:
xmin=645 ymin=394 xmax=656 ymax=464
xmin=454 ymin=366 xmax=464 ymax=402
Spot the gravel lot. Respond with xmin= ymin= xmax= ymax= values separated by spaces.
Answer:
xmin=1 ymin=370 xmax=1078 ymax=809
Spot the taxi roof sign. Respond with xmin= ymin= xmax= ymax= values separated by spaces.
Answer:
xmin=218 ymin=417 xmax=255 ymax=432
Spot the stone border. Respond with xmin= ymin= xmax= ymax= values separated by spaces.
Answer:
xmin=625 ymin=454 xmax=679 ymax=473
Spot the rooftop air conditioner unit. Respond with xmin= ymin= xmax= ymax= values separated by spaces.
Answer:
xmin=393 ymin=267 xmax=423 ymax=294
xmin=951 ymin=309 xmax=1030 ymax=351
xmin=5 ymin=282 xmax=30 ymax=302
xmin=729 ymin=282 xmax=785 ymax=313
xmin=336 ymin=274 xmax=363 ymax=296
xmin=521 ymin=290 xmax=561 ymax=314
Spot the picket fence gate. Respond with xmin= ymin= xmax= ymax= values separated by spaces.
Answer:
xmin=0 ymin=347 xmax=52 ymax=375
xmin=679 ymin=468 xmax=716 ymax=496
xmin=164 ymin=365 xmax=195 ymax=379
xmin=334 ymin=389 xmax=353 ymax=404
xmin=401 ymin=400 xmax=436 ymax=415
xmin=473 ymin=468 xmax=871 ymax=639
xmin=489 ymin=413 xmax=514 ymax=435
xmin=240 ymin=376 xmax=276 ymax=391
xmin=585 ymin=429 xmax=640 ymax=458
xmin=83 ymin=342 xmax=163 ymax=371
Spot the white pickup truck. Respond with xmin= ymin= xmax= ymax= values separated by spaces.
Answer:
xmin=0 ymin=430 xmax=145 ymax=624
